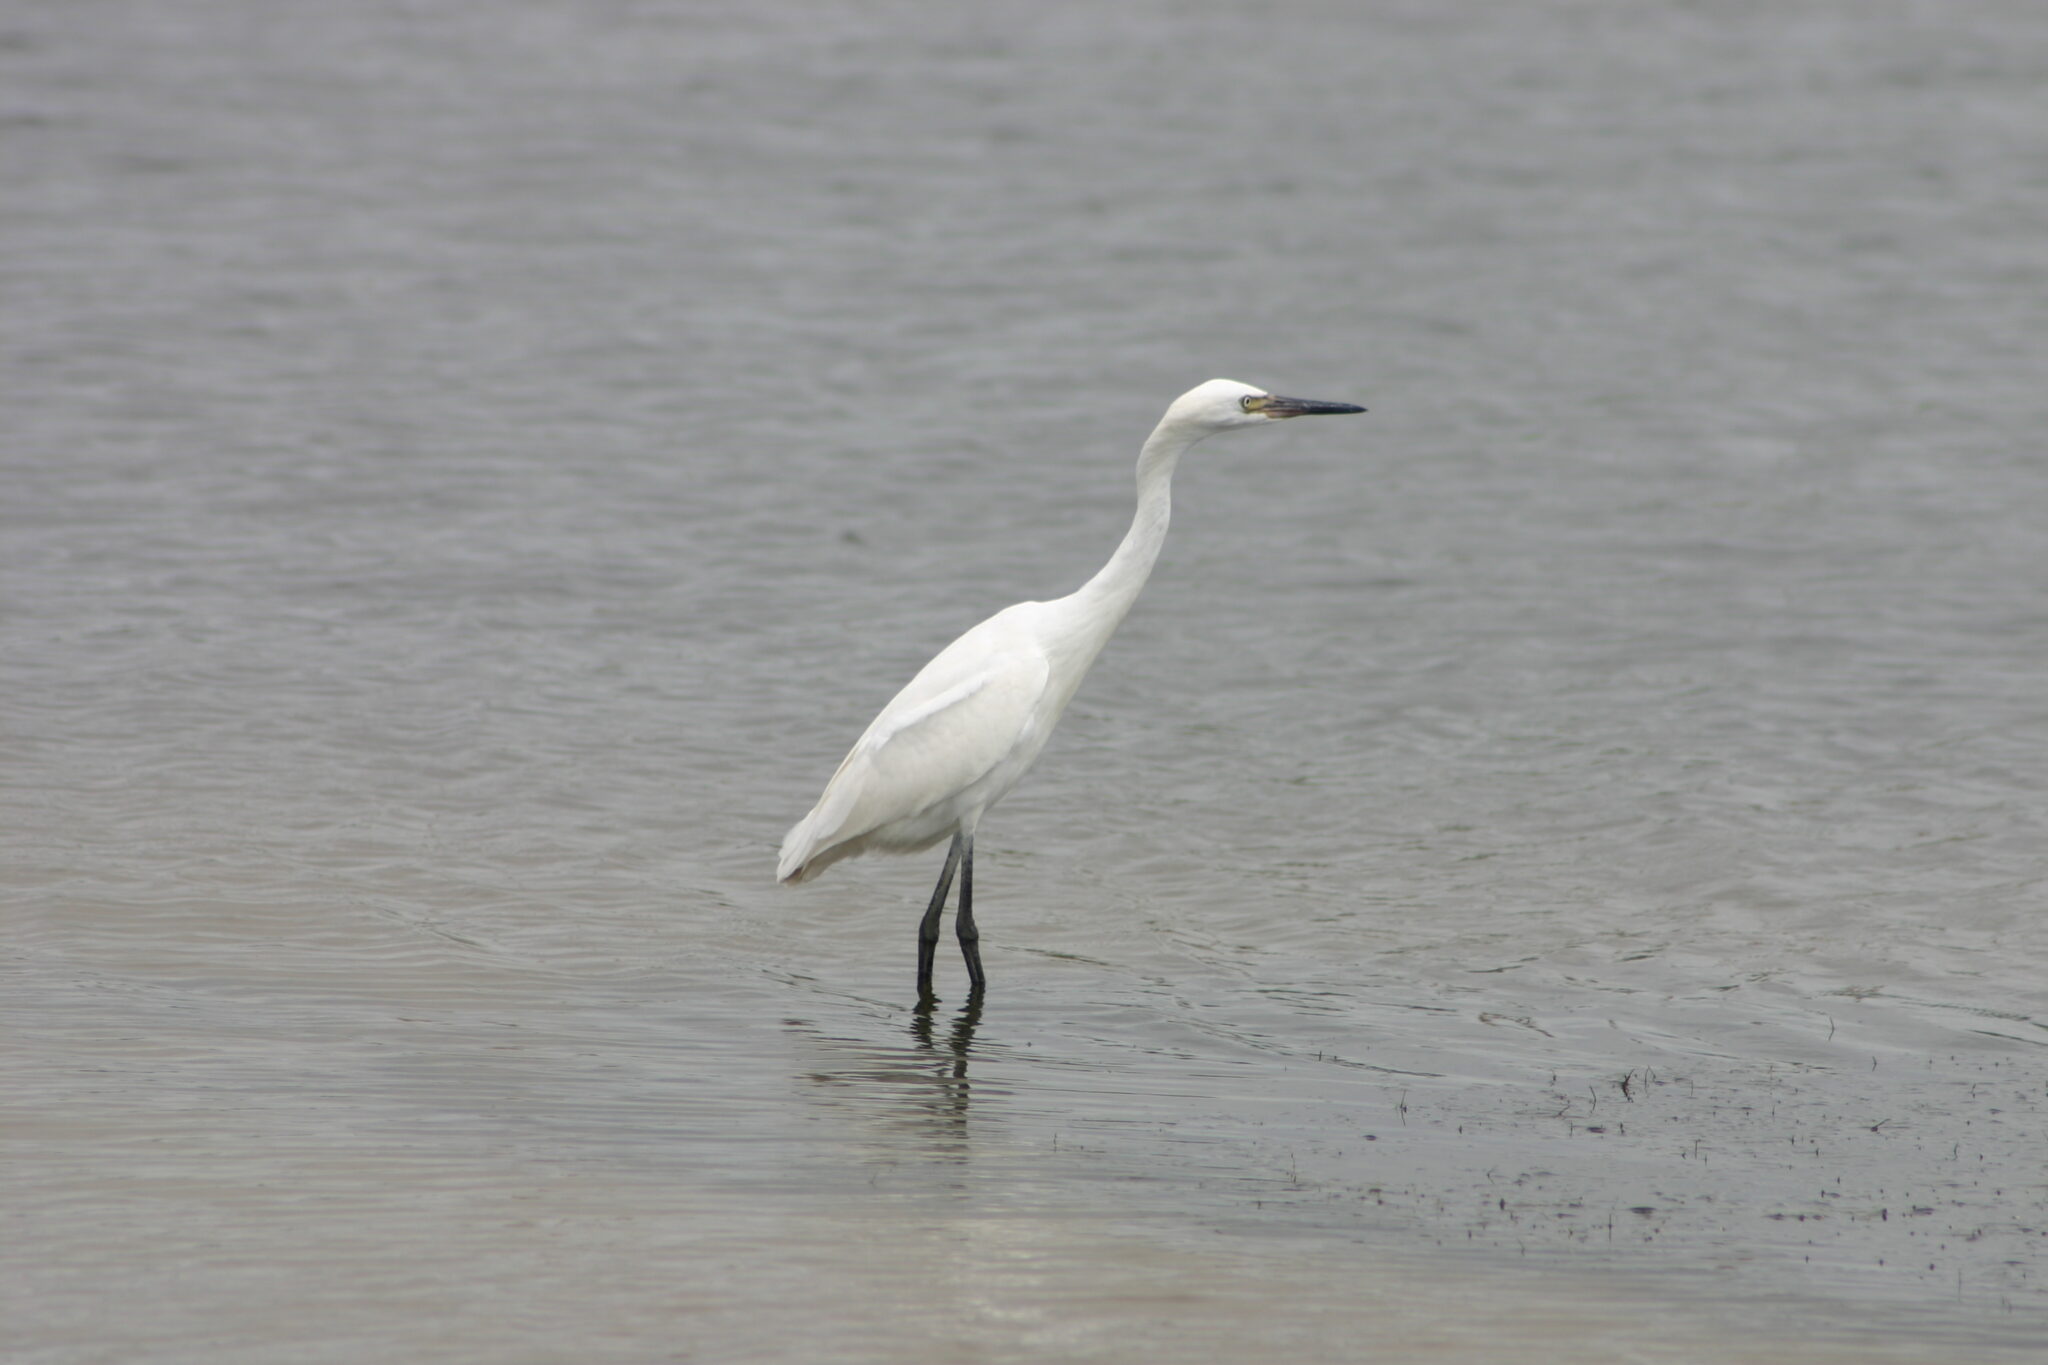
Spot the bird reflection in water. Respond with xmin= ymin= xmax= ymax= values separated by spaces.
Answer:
xmin=788 ymin=991 xmax=988 ymax=1158
xmin=904 ymin=990 xmax=983 ymax=1141
xmin=910 ymin=990 xmax=983 ymax=1075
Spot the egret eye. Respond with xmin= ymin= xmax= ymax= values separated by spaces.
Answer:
xmin=1239 ymin=395 xmax=1256 ymax=412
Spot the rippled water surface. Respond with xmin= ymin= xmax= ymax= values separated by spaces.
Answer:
xmin=8 ymin=1 xmax=2048 ymax=1360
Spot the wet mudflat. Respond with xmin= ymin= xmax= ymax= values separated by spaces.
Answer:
xmin=7 ymin=1 xmax=2048 ymax=1360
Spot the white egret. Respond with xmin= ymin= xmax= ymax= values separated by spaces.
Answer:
xmin=779 ymin=378 xmax=1366 ymax=1000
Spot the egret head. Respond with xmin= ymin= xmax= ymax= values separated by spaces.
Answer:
xmin=1166 ymin=378 xmax=1366 ymax=437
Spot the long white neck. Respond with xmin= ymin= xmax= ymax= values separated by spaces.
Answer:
xmin=1065 ymin=413 xmax=1203 ymax=645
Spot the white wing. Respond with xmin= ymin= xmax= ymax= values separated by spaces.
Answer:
xmin=779 ymin=604 xmax=1052 ymax=882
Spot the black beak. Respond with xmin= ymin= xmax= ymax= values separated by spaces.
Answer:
xmin=1262 ymin=394 xmax=1367 ymax=419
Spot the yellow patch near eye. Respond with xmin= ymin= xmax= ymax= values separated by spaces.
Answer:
xmin=1240 ymin=395 xmax=1269 ymax=412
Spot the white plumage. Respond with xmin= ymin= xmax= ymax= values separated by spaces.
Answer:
xmin=778 ymin=603 xmax=1053 ymax=883
xmin=779 ymin=378 xmax=1365 ymax=999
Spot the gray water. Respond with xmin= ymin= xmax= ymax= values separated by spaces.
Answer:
xmin=7 ymin=1 xmax=2048 ymax=1360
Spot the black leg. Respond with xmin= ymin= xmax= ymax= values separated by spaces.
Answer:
xmin=955 ymin=835 xmax=985 ymax=994
xmin=916 ymin=834 xmax=964 ymax=1002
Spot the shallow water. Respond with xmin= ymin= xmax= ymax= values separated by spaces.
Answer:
xmin=7 ymin=0 xmax=2048 ymax=1359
